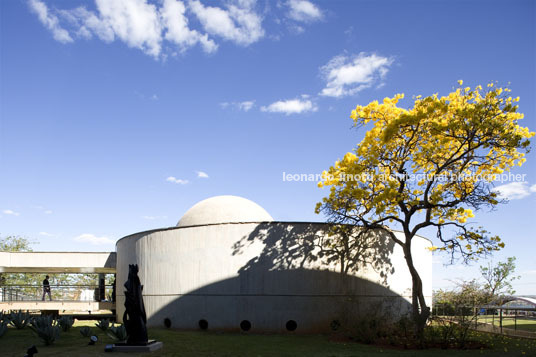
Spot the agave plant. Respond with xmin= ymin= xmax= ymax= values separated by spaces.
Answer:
xmin=95 ymin=318 xmax=110 ymax=332
xmin=80 ymin=326 xmax=92 ymax=337
xmin=30 ymin=315 xmax=55 ymax=329
xmin=0 ymin=321 xmax=8 ymax=338
xmin=57 ymin=316 xmax=74 ymax=332
xmin=29 ymin=315 xmax=60 ymax=345
xmin=107 ymin=323 xmax=128 ymax=341
xmin=8 ymin=310 xmax=31 ymax=329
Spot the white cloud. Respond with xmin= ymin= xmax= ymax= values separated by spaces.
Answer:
xmin=94 ymin=0 xmax=163 ymax=58
xmin=197 ymin=171 xmax=209 ymax=178
xmin=2 ymin=209 xmax=20 ymax=216
xmin=59 ymin=6 xmax=115 ymax=42
xmin=31 ymin=0 xmax=162 ymax=56
xmin=261 ymin=98 xmax=317 ymax=115
xmin=188 ymin=0 xmax=264 ymax=46
xmin=74 ymin=233 xmax=114 ymax=245
xmin=237 ymin=100 xmax=255 ymax=111
xmin=287 ymin=0 xmax=323 ymax=23
xmin=28 ymin=0 xmax=73 ymax=43
xmin=494 ymin=182 xmax=534 ymax=200
xmin=39 ymin=232 xmax=54 ymax=237
xmin=320 ymin=53 xmax=394 ymax=98
xmin=161 ymin=0 xmax=217 ymax=53
xmin=29 ymin=0 xmax=326 ymax=59
xmin=221 ymin=100 xmax=255 ymax=111
xmin=166 ymin=176 xmax=189 ymax=184
xmin=44 ymin=210 xmax=53 ymax=214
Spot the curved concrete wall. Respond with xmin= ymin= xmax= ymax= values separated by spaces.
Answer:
xmin=116 ymin=222 xmax=432 ymax=332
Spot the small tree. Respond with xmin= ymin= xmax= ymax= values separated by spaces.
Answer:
xmin=480 ymin=256 xmax=519 ymax=301
xmin=431 ymin=280 xmax=488 ymax=349
xmin=317 ymin=81 xmax=533 ymax=340
xmin=0 ymin=236 xmax=40 ymax=294
xmin=0 ymin=235 xmax=35 ymax=252
xmin=433 ymin=279 xmax=489 ymax=315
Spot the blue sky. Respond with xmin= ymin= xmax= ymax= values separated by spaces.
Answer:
xmin=0 ymin=0 xmax=534 ymax=294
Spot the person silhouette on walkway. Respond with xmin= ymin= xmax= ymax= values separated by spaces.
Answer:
xmin=42 ymin=275 xmax=51 ymax=301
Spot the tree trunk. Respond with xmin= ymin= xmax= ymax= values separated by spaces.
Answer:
xmin=403 ymin=244 xmax=430 ymax=345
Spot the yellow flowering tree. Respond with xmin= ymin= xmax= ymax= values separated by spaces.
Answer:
xmin=316 ymin=81 xmax=533 ymax=338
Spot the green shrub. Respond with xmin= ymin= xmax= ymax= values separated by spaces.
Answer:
xmin=80 ymin=326 xmax=92 ymax=337
xmin=426 ymin=315 xmax=478 ymax=349
xmin=348 ymin=304 xmax=392 ymax=345
xmin=57 ymin=316 xmax=74 ymax=332
xmin=107 ymin=323 xmax=128 ymax=341
xmin=8 ymin=310 xmax=31 ymax=329
xmin=393 ymin=315 xmax=415 ymax=347
xmin=29 ymin=315 xmax=60 ymax=345
xmin=95 ymin=318 xmax=110 ymax=332
xmin=352 ymin=316 xmax=390 ymax=344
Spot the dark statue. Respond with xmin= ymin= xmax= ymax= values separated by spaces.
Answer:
xmin=123 ymin=264 xmax=148 ymax=345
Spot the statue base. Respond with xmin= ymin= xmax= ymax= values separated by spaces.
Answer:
xmin=105 ymin=340 xmax=163 ymax=353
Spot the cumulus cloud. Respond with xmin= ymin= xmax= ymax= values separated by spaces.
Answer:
xmin=94 ymin=0 xmax=163 ymax=57
xmin=320 ymin=53 xmax=394 ymax=97
xmin=28 ymin=0 xmax=267 ymax=58
xmin=494 ymin=182 xmax=536 ymax=200
xmin=161 ymin=0 xmax=217 ymax=53
xmin=287 ymin=0 xmax=323 ymax=23
xmin=189 ymin=0 xmax=264 ymax=46
xmin=74 ymin=233 xmax=114 ymax=245
xmin=59 ymin=6 xmax=115 ymax=42
xmin=261 ymin=98 xmax=318 ymax=115
xmin=28 ymin=0 xmax=73 ymax=43
xmin=166 ymin=176 xmax=189 ymax=184
xmin=197 ymin=171 xmax=209 ymax=178
xmin=2 ymin=209 xmax=20 ymax=216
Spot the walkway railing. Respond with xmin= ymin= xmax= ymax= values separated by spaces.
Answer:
xmin=0 ymin=284 xmax=115 ymax=302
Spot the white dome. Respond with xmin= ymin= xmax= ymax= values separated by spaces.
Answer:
xmin=177 ymin=195 xmax=273 ymax=227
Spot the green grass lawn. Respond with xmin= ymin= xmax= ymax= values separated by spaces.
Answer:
xmin=477 ymin=315 xmax=536 ymax=332
xmin=0 ymin=320 xmax=535 ymax=356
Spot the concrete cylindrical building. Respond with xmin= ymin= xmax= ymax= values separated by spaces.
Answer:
xmin=116 ymin=196 xmax=432 ymax=332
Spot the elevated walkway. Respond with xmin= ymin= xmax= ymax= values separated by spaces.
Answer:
xmin=0 ymin=251 xmax=117 ymax=316
xmin=0 ymin=251 xmax=116 ymax=273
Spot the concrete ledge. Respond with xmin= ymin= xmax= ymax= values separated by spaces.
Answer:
xmin=107 ymin=341 xmax=163 ymax=353
xmin=0 ymin=300 xmax=115 ymax=312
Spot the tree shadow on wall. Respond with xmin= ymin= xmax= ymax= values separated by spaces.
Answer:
xmin=232 ymin=223 xmax=396 ymax=285
xmin=147 ymin=223 xmax=408 ymax=331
